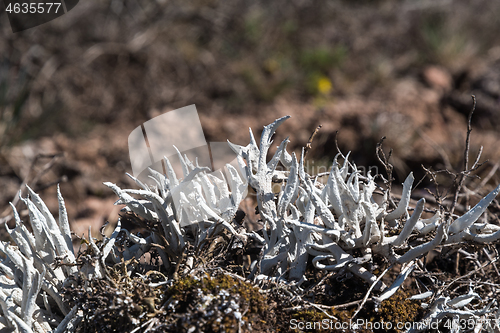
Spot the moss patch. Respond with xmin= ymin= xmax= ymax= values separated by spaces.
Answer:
xmin=166 ymin=272 xmax=268 ymax=332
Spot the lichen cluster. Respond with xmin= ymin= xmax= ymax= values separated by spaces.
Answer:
xmin=1 ymin=116 xmax=500 ymax=332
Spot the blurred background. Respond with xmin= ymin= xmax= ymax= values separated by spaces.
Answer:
xmin=1 ymin=0 xmax=500 ymax=239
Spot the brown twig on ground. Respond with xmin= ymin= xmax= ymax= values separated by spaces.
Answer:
xmin=449 ymin=95 xmax=486 ymax=216
xmin=420 ymin=165 xmax=444 ymax=208
xmin=439 ymin=257 xmax=498 ymax=296
xmin=375 ymin=137 xmax=394 ymax=192
xmin=283 ymin=297 xmax=372 ymax=312
xmin=334 ymin=130 xmax=341 ymax=156
xmin=302 ymin=271 xmax=335 ymax=295
xmin=375 ymin=136 xmax=399 ymax=213
xmin=351 ymin=264 xmax=392 ymax=319
xmin=303 ymin=124 xmax=322 ymax=160
xmin=333 ymin=129 xmax=356 ymax=172
xmin=461 ymin=162 xmax=500 ymax=200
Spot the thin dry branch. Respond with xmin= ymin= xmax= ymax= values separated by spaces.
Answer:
xmin=376 ymin=136 xmax=395 ymax=192
xmin=449 ymin=95 xmax=477 ymax=216
xmin=303 ymin=124 xmax=322 ymax=160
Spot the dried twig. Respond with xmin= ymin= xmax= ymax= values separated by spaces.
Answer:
xmin=376 ymin=136 xmax=394 ymax=193
xmin=303 ymin=124 xmax=322 ymax=160
xmin=352 ymin=264 xmax=392 ymax=319
xmin=449 ymin=95 xmax=477 ymax=216
xmin=439 ymin=257 xmax=498 ymax=296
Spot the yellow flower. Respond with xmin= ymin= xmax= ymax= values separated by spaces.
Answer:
xmin=317 ymin=76 xmax=332 ymax=94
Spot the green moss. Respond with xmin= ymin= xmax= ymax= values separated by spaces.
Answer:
xmin=166 ymin=272 xmax=268 ymax=332
xmin=169 ymin=275 xmax=199 ymax=298
xmin=291 ymin=309 xmax=330 ymax=326
xmin=199 ymin=274 xmax=263 ymax=312
xmin=370 ymin=290 xmax=422 ymax=332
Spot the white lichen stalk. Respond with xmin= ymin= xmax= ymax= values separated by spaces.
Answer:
xmin=0 ymin=185 xmax=78 ymax=333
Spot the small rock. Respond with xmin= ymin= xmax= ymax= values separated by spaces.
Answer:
xmin=422 ymin=66 xmax=453 ymax=92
